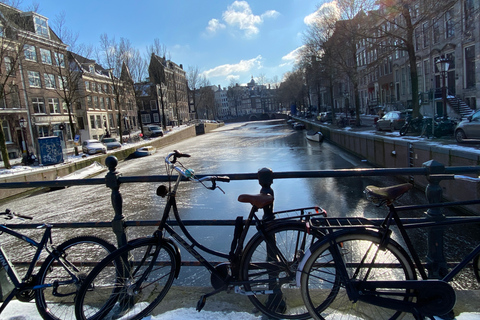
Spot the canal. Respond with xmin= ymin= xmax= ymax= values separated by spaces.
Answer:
xmin=2 ymin=120 xmax=479 ymax=288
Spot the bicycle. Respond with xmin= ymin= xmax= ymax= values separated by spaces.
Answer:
xmin=299 ymin=177 xmax=480 ymax=320
xmin=0 ymin=209 xmax=115 ymax=320
xmin=74 ymin=150 xmax=327 ymax=320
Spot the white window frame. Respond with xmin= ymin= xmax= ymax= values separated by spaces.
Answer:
xmin=53 ymin=52 xmax=65 ymax=67
xmin=44 ymin=73 xmax=56 ymax=89
xmin=28 ymin=71 xmax=41 ymax=88
xmin=34 ymin=16 xmax=49 ymax=38
xmin=48 ymin=98 xmax=60 ymax=114
xmin=32 ymin=97 xmax=45 ymax=114
xmin=40 ymin=48 xmax=52 ymax=65
xmin=24 ymin=45 xmax=37 ymax=61
xmin=153 ymin=112 xmax=159 ymax=123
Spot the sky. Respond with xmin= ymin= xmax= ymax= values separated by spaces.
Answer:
xmin=25 ymin=0 xmax=327 ymax=89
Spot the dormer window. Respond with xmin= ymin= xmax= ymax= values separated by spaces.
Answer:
xmin=89 ymin=65 xmax=95 ymax=74
xmin=34 ymin=16 xmax=49 ymax=38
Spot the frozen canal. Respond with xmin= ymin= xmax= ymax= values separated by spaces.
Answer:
xmin=2 ymin=120 xmax=479 ymax=288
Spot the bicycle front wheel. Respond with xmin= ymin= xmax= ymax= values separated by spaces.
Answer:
xmin=301 ymin=231 xmax=416 ymax=320
xmin=240 ymin=221 xmax=322 ymax=319
xmin=75 ymin=237 xmax=177 ymax=320
xmin=35 ymin=236 xmax=116 ymax=320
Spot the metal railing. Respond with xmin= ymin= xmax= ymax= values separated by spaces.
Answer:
xmin=2 ymin=156 xmax=480 ymax=278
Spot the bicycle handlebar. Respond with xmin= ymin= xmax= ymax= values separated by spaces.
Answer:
xmin=165 ymin=151 xmax=230 ymax=190
xmin=1 ymin=209 xmax=33 ymax=220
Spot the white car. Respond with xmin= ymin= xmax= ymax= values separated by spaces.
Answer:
xmin=82 ymin=140 xmax=107 ymax=155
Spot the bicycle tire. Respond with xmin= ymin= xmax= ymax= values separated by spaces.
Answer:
xmin=473 ymin=254 xmax=480 ymax=283
xmin=240 ymin=221 xmax=322 ymax=319
xmin=35 ymin=236 xmax=116 ymax=320
xmin=399 ymin=124 xmax=408 ymax=136
xmin=300 ymin=230 xmax=416 ymax=320
xmin=75 ymin=237 xmax=177 ymax=320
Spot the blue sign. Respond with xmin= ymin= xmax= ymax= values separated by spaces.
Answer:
xmin=38 ymin=136 xmax=64 ymax=165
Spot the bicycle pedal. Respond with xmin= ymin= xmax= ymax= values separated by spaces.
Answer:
xmin=196 ymin=295 xmax=206 ymax=312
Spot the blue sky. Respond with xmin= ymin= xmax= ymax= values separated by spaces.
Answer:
xmin=31 ymin=0 xmax=324 ymax=88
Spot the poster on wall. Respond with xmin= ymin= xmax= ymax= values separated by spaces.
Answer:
xmin=38 ymin=136 xmax=64 ymax=165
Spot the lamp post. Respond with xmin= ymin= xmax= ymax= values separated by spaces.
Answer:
xmin=435 ymin=57 xmax=450 ymax=120
xmin=19 ymin=117 xmax=29 ymax=157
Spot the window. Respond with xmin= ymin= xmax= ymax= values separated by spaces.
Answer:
xmin=153 ymin=113 xmax=159 ymax=123
xmin=445 ymin=9 xmax=455 ymax=38
xmin=24 ymin=45 xmax=37 ymax=61
xmin=34 ymin=16 xmax=49 ymax=38
xmin=96 ymin=115 xmax=102 ymax=129
xmin=58 ymin=76 xmax=67 ymax=90
xmin=53 ymin=52 xmax=65 ymax=67
xmin=109 ymin=114 xmax=114 ymax=128
xmin=464 ymin=0 xmax=475 ymax=32
xmin=85 ymin=81 xmax=90 ymax=91
xmin=423 ymin=22 xmax=430 ymax=48
xmin=40 ymin=48 xmax=52 ymax=64
xmin=103 ymin=84 xmax=108 ymax=94
xmin=44 ymin=73 xmax=56 ymax=89
xmin=28 ymin=71 xmax=41 ymax=88
xmin=432 ymin=20 xmax=440 ymax=44
xmin=87 ymin=96 xmax=92 ymax=109
xmin=89 ymin=65 xmax=95 ymax=74
xmin=150 ymin=100 xmax=157 ymax=110
xmin=62 ymin=101 xmax=68 ymax=114
xmin=4 ymin=57 xmax=13 ymax=74
xmin=91 ymin=82 xmax=96 ymax=92
xmin=0 ymin=24 xmax=4 ymax=37
xmin=106 ymin=97 xmax=111 ymax=110
xmin=100 ymin=97 xmax=105 ymax=109
xmin=465 ymin=45 xmax=476 ymax=88
xmin=90 ymin=115 xmax=96 ymax=129
xmin=48 ymin=98 xmax=60 ymax=114
xmin=93 ymin=96 xmax=98 ymax=109
xmin=38 ymin=125 xmax=49 ymax=137
xmin=141 ymin=113 xmax=151 ymax=123
xmin=32 ymin=97 xmax=45 ymax=113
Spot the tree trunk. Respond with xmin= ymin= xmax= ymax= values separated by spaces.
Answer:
xmin=0 ymin=122 xmax=11 ymax=169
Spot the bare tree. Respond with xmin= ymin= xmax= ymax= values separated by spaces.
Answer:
xmin=366 ymin=0 xmax=458 ymax=118
xmin=146 ymin=38 xmax=168 ymax=60
xmin=46 ymin=11 xmax=94 ymax=156
xmin=97 ymin=34 xmax=134 ymax=143
xmin=187 ymin=65 xmax=200 ymax=119
xmin=0 ymin=3 xmax=37 ymax=168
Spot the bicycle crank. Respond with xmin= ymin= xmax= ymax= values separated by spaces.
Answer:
xmin=355 ymin=280 xmax=456 ymax=317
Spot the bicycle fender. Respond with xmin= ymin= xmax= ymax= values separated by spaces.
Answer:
xmin=296 ymin=247 xmax=313 ymax=287
xmin=162 ymin=238 xmax=181 ymax=279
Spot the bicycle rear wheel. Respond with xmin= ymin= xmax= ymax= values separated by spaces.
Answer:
xmin=75 ymin=237 xmax=177 ymax=320
xmin=240 ymin=221 xmax=322 ymax=319
xmin=300 ymin=231 xmax=416 ymax=320
xmin=35 ymin=236 xmax=116 ymax=320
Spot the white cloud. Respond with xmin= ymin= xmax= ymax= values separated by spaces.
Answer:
xmin=206 ymin=18 xmax=226 ymax=35
xmin=280 ymin=46 xmax=304 ymax=66
xmin=201 ymin=55 xmax=263 ymax=79
xmin=204 ymin=1 xmax=279 ymax=38
xmin=304 ymin=0 xmax=340 ymax=26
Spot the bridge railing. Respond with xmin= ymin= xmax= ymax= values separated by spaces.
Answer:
xmin=2 ymin=156 xmax=480 ymax=278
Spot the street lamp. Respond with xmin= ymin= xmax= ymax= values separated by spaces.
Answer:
xmin=435 ymin=56 xmax=450 ymax=120
xmin=19 ymin=117 xmax=29 ymax=158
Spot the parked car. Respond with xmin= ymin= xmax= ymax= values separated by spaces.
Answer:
xmin=82 ymin=140 xmax=107 ymax=155
xmin=144 ymin=125 xmax=164 ymax=138
xmin=317 ymin=112 xmax=333 ymax=122
xmin=455 ymin=110 xmax=480 ymax=143
xmin=376 ymin=111 xmax=408 ymax=131
xmin=101 ymin=137 xmax=122 ymax=150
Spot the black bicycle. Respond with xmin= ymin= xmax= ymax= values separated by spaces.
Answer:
xmin=0 ymin=209 xmax=115 ymax=320
xmin=74 ymin=150 xmax=326 ymax=320
xmin=299 ymin=177 xmax=480 ymax=319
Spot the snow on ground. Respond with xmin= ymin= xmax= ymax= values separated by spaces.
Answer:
xmin=2 ymin=300 xmax=479 ymax=320
xmin=0 ymin=125 xmax=191 ymax=176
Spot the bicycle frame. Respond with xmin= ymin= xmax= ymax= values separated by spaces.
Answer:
xmin=0 ymin=224 xmax=80 ymax=314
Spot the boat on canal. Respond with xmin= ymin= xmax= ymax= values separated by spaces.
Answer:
xmin=306 ymin=130 xmax=324 ymax=142
xmin=134 ymin=146 xmax=156 ymax=157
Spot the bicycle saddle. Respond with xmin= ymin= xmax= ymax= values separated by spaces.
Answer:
xmin=364 ymin=183 xmax=412 ymax=204
xmin=238 ymin=193 xmax=274 ymax=208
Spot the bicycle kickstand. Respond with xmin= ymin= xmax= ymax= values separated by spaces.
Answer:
xmin=196 ymin=285 xmax=227 ymax=312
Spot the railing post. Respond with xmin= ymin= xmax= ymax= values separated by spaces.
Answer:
xmin=258 ymin=167 xmax=274 ymax=221
xmin=105 ymin=156 xmax=127 ymax=248
xmin=423 ymin=160 xmax=448 ymax=278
